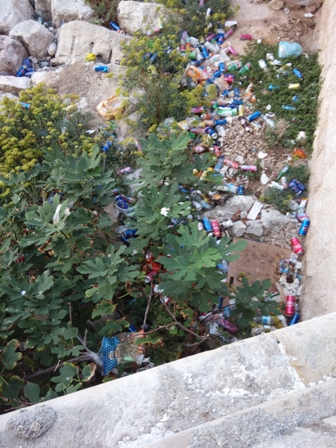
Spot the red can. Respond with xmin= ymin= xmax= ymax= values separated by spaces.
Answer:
xmin=212 ymin=145 xmax=221 ymax=157
xmin=224 ymin=159 xmax=239 ymax=169
xmin=291 ymin=238 xmax=304 ymax=255
xmin=285 ymin=295 xmax=296 ymax=316
xmin=240 ymin=34 xmax=252 ymax=41
xmin=211 ymin=220 xmax=221 ymax=237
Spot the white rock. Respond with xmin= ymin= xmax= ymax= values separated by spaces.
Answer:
xmin=269 ymin=0 xmax=284 ymax=10
xmin=9 ymin=20 xmax=54 ymax=59
xmin=35 ymin=0 xmax=52 ymax=22
xmin=231 ymin=221 xmax=247 ymax=237
xmin=0 ymin=75 xmax=31 ymax=94
xmin=48 ymin=42 xmax=57 ymax=57
xmin=0 ymin=0 xmax=34 ymax=35
xmin=51 ymin=0 xmax=94 ymax=26
xmin=0 ymin=36 xmax=28 ymax=76
xmin=259 ymin=208 xmax=290 ymax=231
xmin=52 ymin=21 xmax=130 ymax=66
xmin=245 ymin=221 xmax=264 ymax=237
xmin=117 ymin=1 xmax=169 ymax=35
xmin=203 ymin=196 xmax=255 ymax=221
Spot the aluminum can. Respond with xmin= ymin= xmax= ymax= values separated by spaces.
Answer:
xmin=237 ymin=185 xmax=244 ymax=195
xmin=201 ymin=46 xmax=209 ymax=58
xmin=202 ymin=217 xmax=213 ymax=232
xmin=224 ymin=28 xmax=235 ymax=40
xmin=289 ymin=179 xmax=305 ymax=196
xmin=198 ymin=221 xmax=204 ymax=231
xmin=285 ymin=296 xmax=296 ymax=316
xmin=20 ymin=102 xmax=31 ymax=109
xmin=191 ymin=106 xmax=204 ymax=114
xmin=122 ymin=229 xmax=137 ymax=239
xmin=145 ymin=270 xmax=159 ymax=283
xmin=240 ymin=34 xmax=252 ymax=40
xmin=216 ymin=33 xmax=225 ymax=44
xmin=238 ymin=105 xmax=244 ymax=117
xmin=297 ymin=211 xmax=309 ymax=222
xmin=214 ymin=119 xmax=228 ymax=126
xmin=224 ymin=159 xmax=239 ymax=169
xmin=95 ymin=65 xmax=109 ymax=72
xmin=218 ymin=62 xmax=225 ymax=71
xmin=293 ymin=68 xmax=303 ymax=79
xmin=247 ymin=111 xmax=261 ymax=122
xmin=115 ymin=195 xmax=130 ymax=210
xmin=116 ymin=166 xmax=132 ymax=175
xmin=205 ymin=127 xmax=217 ymax=139
xmin=258 ymin=59 xmax=267 ymax=70
xmin=240 ymin=165 xmax=257 ymax=172
xmin=227 ymin=45 xmax=237 ymax=56
xmin=234 ymin=87 xmax=240 ymax=97
xmin=288 ymin=83 xmax=300 ymax=90
xmin=211 ymin=220 xmax=221 ymax=237
xmin=268 ymin=84 xmax=280 ymax=91
xmin=102 ymin=140 xmax=112 ymax=152
xmin=298 ymin=219 xmax=310 ymax=236
xmin=282 ymin=105 xmax=296 ymax=111
xmin=291 ymin=237 xmax=304 ymax=255
xmin=280 ymin=176 xmax=288 ymax=188
xmin=289 ymin=312 xmax=300 ymax=326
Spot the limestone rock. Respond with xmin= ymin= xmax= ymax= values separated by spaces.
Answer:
xmin=35 ymin=0 xmax=52 ymax=22
xmin=269 ymin=0 xmax=284 ymax=10
xmin=245 ymin=221 xmax=264 ymax=237
xmin=0 ymin=35 xmax=28 ymax=76
xmin=117 ymin=1 xmax=169 ymax=35
xmin=231 ymin=221 xmax=247 ymax=237
xmin=0 ymin=0 xmax=34 ymax=35
xmin=0 ymin=75 xmax=31 ymax=93
xmin=9 ymin=21 xmax=54 ymax=59
xmin=52 ymin=21 xmax=130 ymax=66
xmin=260 ymin=207 xmax=290 ymax=232
xmin=51 ymin=0 xmax=94 ymax=27
xmin=48 ymin=42 xmax=57 ymax=57
xmin=7 ymin=405 xmax=56 ymax=439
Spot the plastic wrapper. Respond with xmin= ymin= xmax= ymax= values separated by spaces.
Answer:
xmin=278 ymin=42 xmax=303 ymax=58
xmin=96 ymin=95 xmax=124 ymax=120
xmin=98 ymin=332 xmax=144 ymax=375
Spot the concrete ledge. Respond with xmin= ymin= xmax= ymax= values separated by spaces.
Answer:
xmin=1 ymin=313 xmax=336 ymax=447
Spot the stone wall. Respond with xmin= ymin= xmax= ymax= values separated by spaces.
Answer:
xmin=301 ymin=0 xmax=336 ymax=319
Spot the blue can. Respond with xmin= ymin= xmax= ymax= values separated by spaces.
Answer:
xmin=102 ymin=140 xmax=112 ymax=152
xmin=288 ymin=179 xmax=305 ymax=196
xmin=298 ymin=218 xmax=310 ymax=236
xmin=234 ymin=87 xmax=240 ymax=97
xmin=268 ymin=84 xmax=280 ymax=91
xmin=222 ymin=89 xmax=230 ymax=97
xmin=110 ymin=21 xmax=121 ymax=31
xmin=282 ymin=105 xmax=296 ymax=111
xmin=214 ymin=156 xmax=225 ymax=172
xmin=216 ymin=33 xmax=225 ymax=44
xmin=231 ymin=99 xmax=243 ymax=106
xmin=122 ymin=229 xmax=137 ymax=239
xmin=218 ymin=62 xmax=225 ymax=71
xmin=237 ymin=185 xmax=244 ymax=195
xmin=20 ymin=102 xmax=31 ymax=109
xmin=205 ymin=127 xmax=218 ymax=138
xmin=202 ymin=217 xmax=212 ymax=232
xmin=289 ymin=312 xmax=300 ymax=326
xmin=201 ymin=46 xmax=209 ymax=58
xmin=247 ymin=111 xmax=261 ymax=122
xmin=115 ymin=195 xmax=130 ymax=210
xmin=215 ymin=119 xmax=228 ymax=126
xmin=95 ymin=65 xmax=109 ymax=73
xmin=293 ymin=68 xmax=303 ymax=79
xmin=213 ymin=69 xmax=223 ymax=78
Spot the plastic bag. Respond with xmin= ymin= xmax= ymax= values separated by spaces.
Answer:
xmin=278 ymin=41 xmax=302 ymax=59
xmin=96 ymin=95 xmax=124 ymax=120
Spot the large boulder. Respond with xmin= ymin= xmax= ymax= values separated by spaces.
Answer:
xmin=0 ymin=0 xmax=35 ymax=35
xmin=51 ymin=0 xmax=94 ymax=27
xmin=117 ymin=1 xmax=170 ymax=35
xmin=0 ymin=35 xmax=28 ymax=76
xmin=35 ymin=0 xmax=52 ymax=22
xmin=9 ymin=20 xmax=54 ymax=59
xmin=52 ymin=21 xmax=130 ymax=66
xmin=203 ymin=196 xmax=255 ymax=221
xmin=0 ymin=75 xmax=31 ymax=94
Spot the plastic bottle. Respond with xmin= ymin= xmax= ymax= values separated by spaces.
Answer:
xmin=238 ymin=62 xmax=251 ymax=74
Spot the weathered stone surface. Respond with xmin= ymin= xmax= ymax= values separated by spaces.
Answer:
xmin=51 ymin=0 xmax=94 ymax=26
xmin=204 ymin=195 xmax=255 ymax=221
xmin=0 ymin=0 xmax=34 ymax=35
xmin=231 ymin=220 xmax=247 ymax=237
xmin=52 ymin=21 xmax=130 ymax=66
xmin=48 ymin=42 xmax=57 ymax=57
xmin=31 ymin=61 xmax=124 ymax=115
xmin=7 ymin=405 xmax=56 ymax=439
xmin=9 ymin=20 xmax=54 ymax=59
xmin=117 ymin=1 xmax=169 ymax=35
xmin=0 ymin=75 xmax=31 ymax=93
xmin=259 ymin=207 xmax=290 ymax=232
xmin=0 ymin=35 xmax=28 ymax=76
xmin=245 ymin=221 xmax=264 ymax=237
xmin=35 ymin=0 xmax=52 ymax=22
xmin=300 ymin=0 xmax=334 ymax=320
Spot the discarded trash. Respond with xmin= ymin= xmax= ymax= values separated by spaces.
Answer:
xmin=247 ymin=201 xmax=263 ymax=220
xmin=278 ymin=41 xmax=303 ymax=59
xmin=96 ymin=95 xmax=124 ymax=120
xmin=95 ymin=65 xmax=109 ymax=73
xmin=298 ymin=218 xmax=310 ymax=236
xmin=16 ymin=58 xmax=31 ymax=77
xmin=84 ymin=53 xmax=96 ymax=62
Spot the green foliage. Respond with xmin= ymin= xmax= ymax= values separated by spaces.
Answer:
xmin=0 ymin=84 xmax=102 ymax=198
xmin=230 ymin=278 xmax=279 ymax=327
xmin=236 ymin=42 xmax=321 ymax=152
